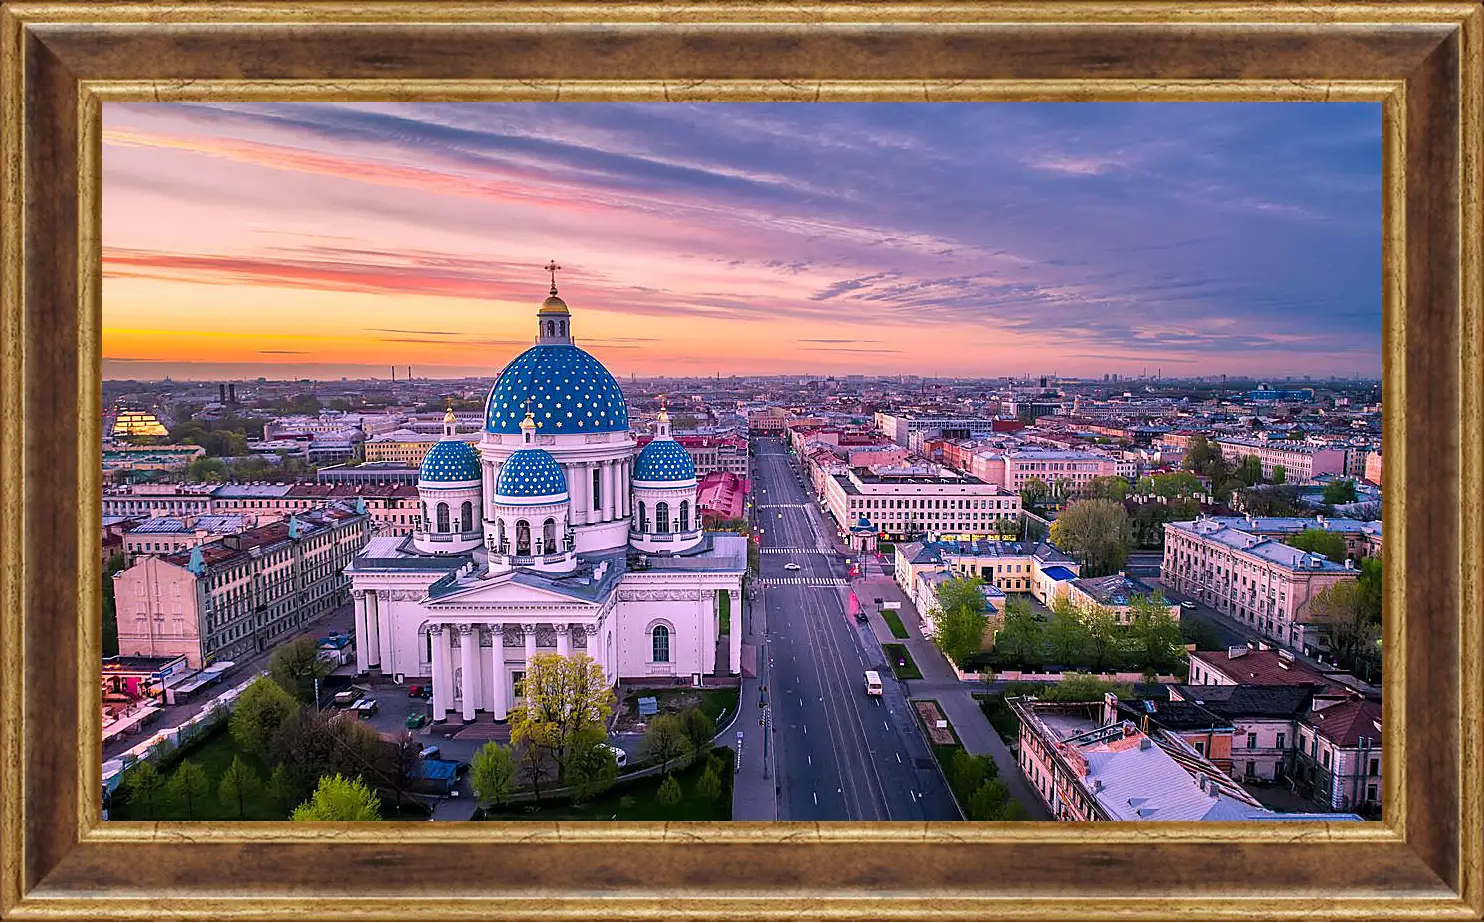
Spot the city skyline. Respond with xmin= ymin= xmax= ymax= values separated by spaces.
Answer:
xmin=104 ymin=102 xmax=1382 ymax=381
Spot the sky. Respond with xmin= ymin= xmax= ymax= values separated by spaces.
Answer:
xmin=101 ymin=102 xmax=1382 ymax=382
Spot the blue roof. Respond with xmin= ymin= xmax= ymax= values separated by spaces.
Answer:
xmin=419 ymin=439 xmax=481 ymax=484
xmin=484 ymin=344 xmax=628 ymax=434
xmin=634 ymin=438 xmax=696 ymax=482
xmin=496 ymin=448 xmax=567 ymax=498
xmin=1042 ymin=565 xmax=1079 ymax=582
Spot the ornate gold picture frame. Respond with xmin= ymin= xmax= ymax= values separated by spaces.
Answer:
xmin=2 ymin=2 xmax=1480 ymax=918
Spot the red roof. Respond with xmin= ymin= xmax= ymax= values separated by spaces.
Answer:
xmin=1305 ymin=698 xmax=1382 ymax=747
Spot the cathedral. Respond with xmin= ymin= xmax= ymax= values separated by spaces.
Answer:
xmin=346 ymin=277 xmax=746 ymax=725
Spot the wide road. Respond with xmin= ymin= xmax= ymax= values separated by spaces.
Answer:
xmin=751 ymin=438 xmax=958 ymax=822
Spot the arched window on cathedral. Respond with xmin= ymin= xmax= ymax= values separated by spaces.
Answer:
xmin=516 ymin=519 xmax=531 ymax=555
xmin=436 ymin=502 xmax=450 ymax=533
xmin=638 ymin=501 xmax=648 ymax=532
xmin=460 ymin=501 xmax=473 ymax=533
xmin=497 ymin=519 xmax=508 ymax=553
xmin=543 ymin=518 xmax=556 ymax=554
xmin=679 ymin=500 xmax=690 ymax=532
xmin=655 ymin=502 xmax=670 ymax=533
xmin=651 ymin=625 xmax=670 ymax=663
xmin=546 ymin=320 xmax=555 ymax=337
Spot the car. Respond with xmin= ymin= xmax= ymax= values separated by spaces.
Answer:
xmin=602 ymin=744 xmax=627 ymax=768
xmin=408 ymin=684 xmax=427 ymax=697
xmin=406 ymin=712 xmax=429 ymax=730
xmin=1180 ymin=601 xmax=1198 ymax=609
xmin=784 ymin=562 xmax=801 ymax=571
xmin=418 ymin=745 xmax=441 ymax=760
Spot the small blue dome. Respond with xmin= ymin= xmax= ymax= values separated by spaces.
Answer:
xmin=634 ymin=439 xmax=696 ymax=483
xmin=419 ymin=439 xmax=481 ymax=484
xmin=485 ymin=344 xmax=628 ymax=435
xmin=496 ymin=448 xmax=568 ymax=498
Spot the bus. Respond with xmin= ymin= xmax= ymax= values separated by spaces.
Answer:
xmin=863 ymin=670 xmax=884 ymax=696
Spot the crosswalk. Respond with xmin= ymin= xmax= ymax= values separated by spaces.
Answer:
xmin=760 ymin=547 xmax=835 ymax=554
xmin=759 ymin=576 xmax=849 ymax=587
xmin=755 ymin=503 xmax=811 ymax=510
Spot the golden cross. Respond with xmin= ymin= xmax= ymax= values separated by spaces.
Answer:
xmin=544 ymin=260 xmax=562 ymax=293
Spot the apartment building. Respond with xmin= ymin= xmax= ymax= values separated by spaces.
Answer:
xmin=1162 ymin=519 xmax=1358 ymax=650
xmin=824 ymin=465 xmax=1022 ymax=542
xmin=122 ymin=514 xmax=258 ymax=566
xmin=1214 ymin=437 xmax=1347 ymax=482
xmin=874 ymin=412 xmax=995 ymax=448
xmin=112 ymin=500 xmax=371 ymax=668
xmin=636 ymin=434 xmax=748 ymax=477
xmin=102 ymin=483 xmax=220 ymax=518
xmin=1061 ymin=573 xmax=1181 ymax=625
xmin=1193 ymin=515 xmax=1382 ymax=560
xmin=363 ymin=429 xmax=480 ymax=465
xmin=1293 ymin=698 xmax=1383 ymax=812
xmin=969 ymin=449 xmax=1122 ymax=494
xmin=894 ymin=538 xmax=1080 ymax=601
xmin=1171 ymin=683 xmax=1326 ymax=784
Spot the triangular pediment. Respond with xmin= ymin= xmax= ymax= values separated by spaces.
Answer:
xmin=423 ymin=572 xmax=601 ymax=610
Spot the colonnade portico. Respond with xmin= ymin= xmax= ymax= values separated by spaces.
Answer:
xmin=424 ymin=619 xmax=605 ymax=724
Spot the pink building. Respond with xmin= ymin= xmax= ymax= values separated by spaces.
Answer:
xmin=697 ymin=471 xmax=749 ymax=524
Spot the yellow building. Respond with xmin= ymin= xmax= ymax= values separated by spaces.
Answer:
xmin=111 ymin=409 xmax=168 ymax=439
xmin=361 ymin=429 xmax=477 ymax=466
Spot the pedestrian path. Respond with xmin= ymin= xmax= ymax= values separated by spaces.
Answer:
xmin=758 ymin=576 xmax=848 ymax=587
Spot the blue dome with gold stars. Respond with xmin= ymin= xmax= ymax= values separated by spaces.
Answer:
xmin=485 ymin=344 xmax=628 ymax=435
xmin=496 ymin=448 xmax=568 ymax=499
xmin=634 ymin=439 xmax=696 ymax=483
xmin=418 ymin=439 xmax=481 ymax=485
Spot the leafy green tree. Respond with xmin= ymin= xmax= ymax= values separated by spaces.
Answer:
xmin=1322 ymin=479 xmax=1359 ymax=504
xmin=166 ymin=760 xmax=210 ymax=819
xmin=290 ymin=773 xmax=381 ymax=821
xmin=1356 ymin=557 xmax=1382 ymax=624
xmin=1181 ymin=435 xmax=1220 ymax=475
xmin=655 ymin=775 xmax=683 ymax=809
xmin=992 ymin=597 xmax=1044 ymax=667
xmin=269 ymin=636 xmax=332 ymax=704
xmin=1046 ymin=598 xmax=1092 ymax=667
xmin=187 ymin=456 xmax=227 ymax=482
xmin=508 ymin=653 xmax=615 ymax=770
xmin=1147 ymin=471 xmax=1205 ymax=500
xmin=678 ymin=707 xmax=716 ymax=756
xmin=643 ymin=714 xmax=693 ymax=775
xmin=1288 ymin=529 xmax=1348 ymax=562
xmin=1129 ymin=594 xmax=1184 ymax=671
xmin=266 ymin=763 xmax=294 ymax=811
xmin=1235 ymin=485 xmax=1303 ymax=516
xmin=1236 ymin=454 xmax=1264 ymax=487
xmin=102 ymin=552 xmax=125 ymax=657
xmin=1271 ymin=464 xmax=1287 ymax=484
xmin=1040 ymin=672 xmax=1130 ymax=703
xmin=470 ymin=742 xmax=518 ymax=808
xmin=1083 ymin=604 xmax=1121 ymax=671
xmin=121 ymin=760 xmax=164 ymax=819
xmin=560 ymin=731 xmax=619 ymax=804
xmin=695 ymin=765 xmax=723 ymax=803
xmin=1049 ymin=499 xmax=1132 ymax=577
xmin=1304 ymin=579 xmax=1378 ymax=670
xmin=968 ymin=777 xmax=1012 ymax=821
xmin=514 ymin=724 xmax=556 ymax=802
xmin=1082 ymin=475 xmax=1129 ymax=502
xmin=929 ymin=577 xmax=990 ymax=666
xmin=1019 ymin=477 xmax=1051 ymax=510
xmin=230 ymin=676 xmax=300 ymax=755
xmin=218 ymin=756 xmax=263 ymax=820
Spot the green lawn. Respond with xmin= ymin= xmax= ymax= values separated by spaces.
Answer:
xmin=110 ymin=724 xmax=287 ymax=821
xmin=624 ymin=686 xmax=740 ymax=729
xmin=719 ymin=590 xmax=732 ymax=636
xmin=883 ymin=643 xmax=922 ymax=680
xmin=481 ymin=748 xmax=735 ymax=821
xmin=880 ymin=608 xmax=911 ymax=639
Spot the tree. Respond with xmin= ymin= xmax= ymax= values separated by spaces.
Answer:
xmin=1049 ymin=499 xmax=1132 ymax=577
xmin=643 ymin=713 xmax=693 ymax=775
xmin=1147 ymin=471 xmax=1205 ymax=500
xmin=1082 ymin=604 xmax=1121 ymax=671
xmin=102 ymin=552 xmax=125 ymax=657
xmin=678 ymin=707 xmax=716 ymax=756
xmin=187 ymin=456 xmax=227 ymax=482
xmin=1046 ymin=598 xmax=1091 ymax=667
xmin=218 ymin=756 xmax=263 ymax=820
xmin=1322 ymin=479 xmax=1359 ymax=504
xmin=266 ymin=763 xmax=294 ymax=811
xmin=695 ymin=765 xmax=723 ymax=802
xmin=269 ymin=636 xmax=332 ymax=704
xmin=470 ymin=742 xmax=518 ymax=809
xmin=1288 ymin=529 xmax=1348 ymax=562
xmin=1182 ymin=435 xmax=1220 ymax=475
xmin=1304 ymin=579 xmax=1378 ymax=670
xmin=968 ymin=777 xmax=1012 ymax=822
xmin=1234 ymin=485 xmax=1302 ymax=517
xmin=121 ymin=760 xmax=164 ymax=819
xmin=166 ymin=760 xmax=210 ymax=819
xmin=290 ymin=773 xmax=381 ymax=821
xmin=655 ymin=775 xmax=683 ymax=809
xmin=507 ymin=653 xmax=615 ymax=773
xmin=1350 ymin=501 xmax=1382 ymax=521
xmin=373 ymin=733 xmax=424 ymax=813
xmin=1271 ymin=464 xmax=1287 ymax=485
xmin=1082 ymin=475 xmax=1129 ymax=502
xmin=230 ymin=676 xmax=299 ymax=755
xmin=1019 ymin=477 xmax=1051 ymax=510
xmin=929 ymin=577 xmax=990 ymax=665
xmin=1040 ymin=672 xmax=1130 ymax=703
xmin=1129 ymin=594 xmax=1184 ymax=671
xmin=992 ymin=597 xmax=1044 ymax=667
xmin=1236 ymin=454 xmax=1264 ymax=487
xmin=562 ymin=731 xmax=619 ymax=804
xmin=514 ymin=724 xmax=557 ymax=802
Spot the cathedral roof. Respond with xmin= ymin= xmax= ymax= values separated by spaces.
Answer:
xmin=495 ymin=448 xmax=568 ymax=499
xmin=484 ymin=344 xmax=628 ymax=435
xmin=634 ymin=438 xmax=696 ymax=483
xmin=419 ymin=439 xmax=481 ymax=485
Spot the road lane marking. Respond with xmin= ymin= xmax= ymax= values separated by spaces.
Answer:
xmin=813 ymin=792 xmax=818 ymax=805
xmin=896 ymin=752 xmax=902 ymax=764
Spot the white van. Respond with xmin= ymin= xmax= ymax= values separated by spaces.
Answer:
xmin=863 ymin=670 xmax=884 ymax=696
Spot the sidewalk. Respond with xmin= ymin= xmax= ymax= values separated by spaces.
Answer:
xmin=731 ymin=580 xmax=778 ymax=821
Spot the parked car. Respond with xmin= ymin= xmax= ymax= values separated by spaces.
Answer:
xmin=407 ymin=684 xmax=432 ymax=698
xmin=332 ymin=690 xmax=360 ymax=708
xmin=602 ymin=744 xmax=627 ymax=768
xmin=353 ymin=699 xmax=379 ymax=719
xmin=418 ymin=745 xmax=441 ymax=760
xmin=1180 ymin=601 xmax=1198 ymax=609
xmin=406 ymin=712 xmax=429 ymax=730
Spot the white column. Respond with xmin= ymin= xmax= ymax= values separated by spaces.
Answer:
xmin=431 ymin=625 xmax=450 ymax=723
xmin=353 ymin=592 xmax=369 ymax=674
xmin=606 ymin=461 xmax=618 ymax=521
xmin=376 ymin=591 xmax=394 ymax=672
xmin=620 ymin=460 xmax=630 ymax=517
xmin=364 ymin=591 xmax=381 ymax=669
xmin=729 ymin=585 xmax=743 ymax=675
xmin=459 ymin=624 xmax=478 ymax=722
xmin=698 ymin=590 xmax=711 ymax=679
xmin=523 ymin=622 xmax=538 ymax=669
xmin=574 ymin=463 xmax=590 ymax=525
xmin=490 ymin=629 xmax=509 ymax=720
xmin=556 ymin=624 xmax=571 ymax=658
